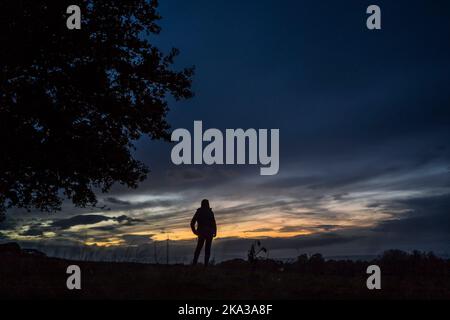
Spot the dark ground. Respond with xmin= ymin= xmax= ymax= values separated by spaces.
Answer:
xmin=1 ymin=243 xmax=449 ymax=300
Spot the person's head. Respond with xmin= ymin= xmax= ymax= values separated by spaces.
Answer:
xmin=201 ymin=199 xmax=210 ymax=209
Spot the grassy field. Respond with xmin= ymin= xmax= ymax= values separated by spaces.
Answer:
xmin=1 ymin=243 xmax=449 ymax=300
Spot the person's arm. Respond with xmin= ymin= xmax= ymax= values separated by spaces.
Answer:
xmin=212 ymin=211 xmax=217 ymax=237
xmin=190 ymin=212 xmax=198 ymax=235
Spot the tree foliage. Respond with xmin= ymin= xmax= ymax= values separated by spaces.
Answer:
xmin=0 ymin=0 xmax=194 ymax=215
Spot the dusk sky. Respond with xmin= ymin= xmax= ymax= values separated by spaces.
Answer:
xmin=1 ymin=0 xmax=450 ymax=262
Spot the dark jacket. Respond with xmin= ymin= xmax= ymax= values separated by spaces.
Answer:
xmin=191 ymin=207 xmax=217 ymax=238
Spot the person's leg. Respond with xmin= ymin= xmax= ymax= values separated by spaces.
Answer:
xmin=193 ymin=236 xmax=205 ymax=265
xmin=204 ymin=237 xmax=212 ymax=266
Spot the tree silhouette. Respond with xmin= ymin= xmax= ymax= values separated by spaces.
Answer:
xmin=0 ymin=0 xmax=194 ymax=215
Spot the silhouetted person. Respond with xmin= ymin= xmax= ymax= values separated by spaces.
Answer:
xmin=191 ymin=199 xmax=217 ymax=266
